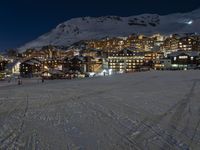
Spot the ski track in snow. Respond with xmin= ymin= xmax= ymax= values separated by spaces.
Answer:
xmin=0 ymin=70 xmax=200 ymax=149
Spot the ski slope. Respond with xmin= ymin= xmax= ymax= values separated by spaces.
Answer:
xmin=0 ymin=70 xmax=200 ymax=149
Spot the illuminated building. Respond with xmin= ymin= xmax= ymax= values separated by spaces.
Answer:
xmin=168 ymin=51 xmax=200 ymax=69
xmin=43 ymin=58 xmax=63 ymax=71
xmin=154 ymin=59 xmax=172 ymax=70
xmin=162 ymin=35 xmax=179 ymax=51
xmin=41 ymin=69 xmax=65 ymax=79
xmin=5 ymin=60 xmax=21 ymax=75
xmin=20 ymin=58 xmax=42 ymax=77
xmin=84 ymin=56 xmax=102 ymax=73
xmin=178 ymin=36 xmax=199 ymax=51
xmin=144 ymin=51 xmax=164 ymax=67
xmin=81 ymin=49 xmax=102 ymax=58
xmin=108 ymin=49 xmax=145 ymax=73
xmin=63 ymin=56 xmax=103 ymax=73
xmin=0 ymin=60 xmax=8 ymax=72
xmin=63 ymin=56 xmax=86 ymax=73
xmin=22 ymin=46 xmax=70 ymax=59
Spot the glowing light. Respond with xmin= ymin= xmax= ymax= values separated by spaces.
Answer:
xmin=108 ymin=69 xmax=112 ymax=75
xmin=88 ymin=72 xmax=95 ymax=77
xmin=185 ymin=20 xmax=193 ymax=25
xmin=99 ymin=69 xmax=108 ymax=76
xmin=179 ymin=19 xmax=194 ymax=25
xmin=102 ymin=69 xmax=107 ymax=73
xmin=187 ymin=20 xmax=193 ymax=25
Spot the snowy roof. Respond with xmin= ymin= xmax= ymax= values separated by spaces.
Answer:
xmin=24 ymin=61 xmax=34 ymax=65
xmin=70 ymin=56 xmax=85 ymax=62
xmin=116 ymin=49 xmax=145 ymax=56
xmin=168 ymin=51 xmax=200 ymax=57
xmin=6 ymin=60 xmax=20 ymax=69
xmin=30 ymin=59 xmax=41 ymax=64
xmin=22 ymin=57 xmax=42 ymax=65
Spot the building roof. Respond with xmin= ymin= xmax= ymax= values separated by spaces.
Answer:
xmin=111 ymin=48 xmax=145 ymax=57
xmin=70 ymin=56 xmax=85 ymax=62
xmin=25 ymin=61 xmax=35 ymax=65
xmin=117 ymin=49 xmax=135 ymax=55
xmin=22 ymin=58 xmax=42 ymax=65
xmin=6 ymin=60 xmax=20 ymax=70
xmin=30 ymin=59 xmax=41 ymax=64
xmin=43 ymin=69 xmax=64 ymax=75
xmin=168 ymin=51 xmax=200 ymax=57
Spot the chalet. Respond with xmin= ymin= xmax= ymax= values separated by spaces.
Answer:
xmin=42 ymin=58 xmax=63 ymax=71
xmin=63 ymin=55 xmax=103 ymax=74
xmin=63 ymin=56 xmax=86 ymax=73
xmin=162 ymin=35 xmax=179 ymax=51
xmin=20 ymin=58 xmax=42 ymax=77
xmin=178 ymin=36 xmax=197 ymax=51
xmin=154 ymin=59 xmax=172 ymax=70
xmin=5 ymin=60 xmax=21 ymax=75
xmin=167 ymin=51 xmax=200 ymax=70
xmin=84 ymin=56 xmax=103 ymax=73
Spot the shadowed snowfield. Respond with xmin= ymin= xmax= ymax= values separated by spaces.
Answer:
xmin=0 ymin=71 xmax=200 ymax=150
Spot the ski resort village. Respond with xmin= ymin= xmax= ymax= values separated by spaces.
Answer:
xmin=1 ymin=33 xmax=200 ymax=81
xmin=1 ymin=6 xmax=200 ymax=150
xmin=1 ymin=33 xmax=200 ymax=149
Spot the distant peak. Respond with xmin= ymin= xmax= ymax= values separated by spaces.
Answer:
xmin=19 ymin=9 xmax=200 ymax=52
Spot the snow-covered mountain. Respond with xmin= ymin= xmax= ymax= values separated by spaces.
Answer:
xmin=19 ymin=8 xmax=200 ymax=52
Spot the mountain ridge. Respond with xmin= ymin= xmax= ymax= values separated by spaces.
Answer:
xmin=18 ymin=8 xmax=200 ymax=52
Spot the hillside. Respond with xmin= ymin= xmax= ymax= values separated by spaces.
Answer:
xmin=19 ymin=8 xmax=200 ymax=51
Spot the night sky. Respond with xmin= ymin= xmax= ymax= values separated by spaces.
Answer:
xmin=0 ymin=0 xmax=200 ymax=51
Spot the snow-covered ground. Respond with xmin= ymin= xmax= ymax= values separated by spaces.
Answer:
xmin=0 ymin=70 xmax=200 ymax=150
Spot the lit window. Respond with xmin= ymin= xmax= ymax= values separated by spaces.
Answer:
xmin=174 ymin=57 xmax=177 ymax=61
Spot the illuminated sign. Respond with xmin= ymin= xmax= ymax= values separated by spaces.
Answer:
xmin=179 ymin=56 xmax=188 ymax=59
